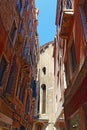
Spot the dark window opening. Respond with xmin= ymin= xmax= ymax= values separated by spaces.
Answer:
xmin=19 ymin=83 xmax=26 ymax=103
xmin=28 ymin=19 xmax=32 ymax=29
xmin=17 ymin=0 xmax=23 ymax=15
xmin=22 ymin=39 xmax=28 ymax=57
xmin=16 ymin=71 xmax=21 ymax=98
xmin=31 ymin=77 xmax=37 ymax=98
xmin=37 ymin=96 xmax=40 ymax=113
xmin=0 ymin=56 xmax=7 ymax=86
xmin=64 ymin=63 xmax=69 ymax=86
xmin=19 ymin=21 xmax=24 ymax=34
xmin=10 ymin=20 xmax=17 ymax=43
xmin=6 ymin=56 xmax=18 ymax=93
xmin=41 ymin=84 xmax=46 ymax=114
xmin=37 ymin=125 xmax=42 ymax=130
xmin=84 ymin=0 xmax=87 ymax=18
xmin=29 ymin=31 xmax=33 ymax=38
xmin=25 ymin=95 xmax=30 ymax=114
xmin=70 ymin=40 xmax=77 ymax=73
xmin=42 ymin=67 xmax=46 ymax=75
xmin=20 ymin=126 xmax=25 ymax=130
xmin=59 ymin=1 xmax=63 ymax=26
xmin=25 ymin=0 xmax=29 ymax=10
xmin=67 ymin=0 xmax=72 ymax=9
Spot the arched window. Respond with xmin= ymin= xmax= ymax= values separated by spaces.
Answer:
xmin=42 ymin=67 xmax=46 ymax=75
xmin=41 ymin=84 xmax=46 ymax=114
xmin=20 ymin=126 xmax=25 ymax=130
xmin=38 ymin=125 xmax=41 ymax=130
xmin=36 ymin=124 xmax=42 ymax=130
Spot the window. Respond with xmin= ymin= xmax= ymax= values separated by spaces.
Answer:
xmin=0 ymin=56 xmax=7 ymax=86
xmin=32 ymin=80 xmax=37 ymax=98
xmin=70 ymin=39 xmax=77 ymax=73
xmin=19 ymin=21 xmax=24 ymax=34
xmin=19 ymin=82 xmax=26 ymax=103
xmin=10 ymin=20 xmax=17 ymax=44
xmin=29 ymin=50 xmax=33 ymax=65
xmin=37 ymin=125 xmax=41 ymax=130
xmin=17 ymin=0 xmax=23 ymax=16
xmin=27 ymin=52 xmax=31 ymax=64
xmin=59 ymin=0 xmax=63 ymax=26
xmin=37 ymin=96 xmax=40 ymax=113
xmin=42 ymin=67 xmax=46 ymax=75
xmin=6 ymin=56 xmax=18 ymax=93
xmin=57 ymin=71 xmax=59 ymax=86
xmin=79 ymin=0 xmax=87 ymax=42
xmin=25 ymin=95 xmax=30 ymax=113
xmin=20 ymin=126 xmax=25 ymax=130
xmin=31 ymin=77 xmax=37 ymax=98
xmin=56 ymin=95 xmax=57 ymax=102
xmin=22 ymin=39 xmax=27 ymax=57
xmin=29 ymin=31 xmax=33 ymax=38
xmin=34 ymin=55 xmax=37 ymax=64
xmin=25 ymin=0 xmax=29 ymax=10
xmin=16 ymin=71 xmax=21 ymax=97
xmin=83 ymin=0 xmax=87 ymax=18
xmin=41 ymin=84 xmax=46 ymax=114
xmin=64 ymin=63 xmax=69 ymax=86
xmin=28 ymin=19 xmax=32 ymax=29
xmin=67 ymin=0 xmax=72 ymax=9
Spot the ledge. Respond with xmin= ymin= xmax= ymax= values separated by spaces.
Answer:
xmin=59 ymin=9 xmax=74 ymax=39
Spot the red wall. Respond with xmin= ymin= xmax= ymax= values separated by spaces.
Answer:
xmin=74 ymin=0 xmax=86 ymax=65
xmin=0 ymin=23 xmax=7 ymax=57
xmin=65 ymin=75 xmax=87 ymax=117
xmin=64 ymin=0 xmax=87 ymax=118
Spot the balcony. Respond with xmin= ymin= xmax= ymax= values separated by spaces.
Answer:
xmin=59 ymin=9 xmax=74 ymax=39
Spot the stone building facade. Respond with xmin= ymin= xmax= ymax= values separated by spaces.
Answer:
xmin=33 ymin=41 xmax=55 ymax=130
xmin=0 ymin=0 xmax=39 ymax=130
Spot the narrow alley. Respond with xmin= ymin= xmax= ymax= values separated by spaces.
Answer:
xmin=0 ymin=0 xmax=87 ymax=130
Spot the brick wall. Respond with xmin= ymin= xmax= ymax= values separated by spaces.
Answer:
xmin=0 ymin=0 xmax=39 ymax=128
